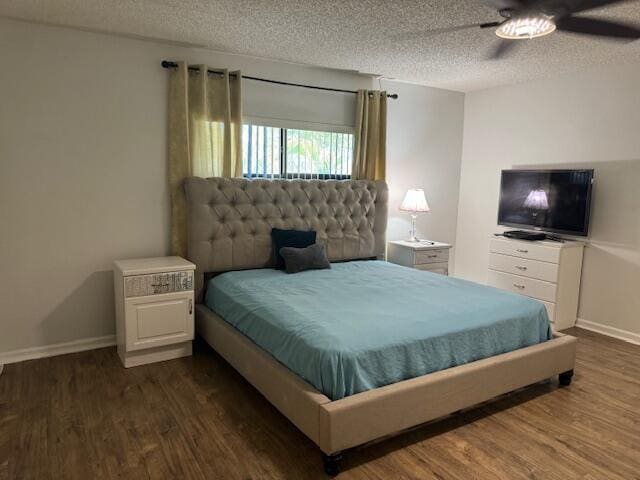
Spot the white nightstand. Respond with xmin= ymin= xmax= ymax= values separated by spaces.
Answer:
xmin=113 ymin=256 xmax=195 ymax=368
xmin=386 ymin=240 xmax=452 ymax=275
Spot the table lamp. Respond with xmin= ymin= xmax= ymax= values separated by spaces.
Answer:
xmin=400 ymin=189 xmax=430 ymax=243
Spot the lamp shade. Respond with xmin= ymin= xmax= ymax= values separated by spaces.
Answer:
xmin=523 ymin=189 xmax=549 ymax=210
xmin=400 ymin=189 xmax=430 ymax=213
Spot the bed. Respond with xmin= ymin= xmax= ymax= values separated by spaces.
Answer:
xmin=185 ymin=177 xmax=576 ymax=476
xmin=205 ymin=260 xmax=553 ymax=400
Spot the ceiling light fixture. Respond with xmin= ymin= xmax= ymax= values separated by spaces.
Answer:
xmin=496 ymin=15 xmax=556 ymax=40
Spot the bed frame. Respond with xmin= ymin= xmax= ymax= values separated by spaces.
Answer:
xmin=184 ymin=177 xmax=577 ymax=476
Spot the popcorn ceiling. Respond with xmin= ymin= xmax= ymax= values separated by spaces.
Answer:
xmin=3 ymin=0 xmax=639 ymax=91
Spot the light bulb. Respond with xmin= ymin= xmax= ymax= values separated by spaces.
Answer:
xmin=496 ymin=15 xmax=556 ymax=40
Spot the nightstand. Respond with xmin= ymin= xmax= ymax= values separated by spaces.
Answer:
xmin=113 ymin=256 xmax=195 ymax=368
xmin=386 ymin=240 xmax=452 ymax=275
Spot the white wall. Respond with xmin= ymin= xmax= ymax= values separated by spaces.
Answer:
xmin=455 ymin=63 xmax=640 ymax=337
xmin=0 ymin=18 xmax=368 ymax=355
xmin=0 ymin=18 xmax=464 ymax=355
xmin=384 ymin=81 xmax=465 ymax=255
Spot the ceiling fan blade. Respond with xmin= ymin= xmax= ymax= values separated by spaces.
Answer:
xmin=489 ymin=40 xmax=520 ymax=59
xmin=480 ymin=21 xmax=504 ymax=28
xmin=556 ymin=15 xmax=640 ymax=39
xmin=519 ymin=0 xmax=632 ymax=16
xmin=563 ymin=0 xmax=633 ymax=14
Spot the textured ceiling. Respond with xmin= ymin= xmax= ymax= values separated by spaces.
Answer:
xmin=2 ymin=0 xmax=640 ymax=91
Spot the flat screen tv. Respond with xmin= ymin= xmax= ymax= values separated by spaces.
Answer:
xmin=498 ymin=169 xmax=594 ymax=237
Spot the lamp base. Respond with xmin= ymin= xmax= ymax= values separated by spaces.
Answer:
xmin=407 ymin=214 xmax=434 ymax=244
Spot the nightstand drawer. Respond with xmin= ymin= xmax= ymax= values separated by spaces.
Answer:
xmin=488 ymin=253 xmax=558 ymax=283
xmin=124 ymin=271 xmax=193 ymax=297
xmin=415 ymin=249 xmax=449 ymax=265
xmin=490 ymin=238 xmax=560 ymax=264
xmin=487 ymin=270 xmax=557 ymax=303
xmin=416 ymin=262 xmax=449 ymax=275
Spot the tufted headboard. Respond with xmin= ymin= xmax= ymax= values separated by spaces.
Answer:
xmin=184 ymin=177 xmax=388 ymax=301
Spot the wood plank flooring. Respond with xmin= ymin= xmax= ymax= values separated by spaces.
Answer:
xmin=1 ymin=328 xmax=638 ymax=479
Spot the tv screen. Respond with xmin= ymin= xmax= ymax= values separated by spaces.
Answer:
xmin=498 ymin=169 xmax=594 ymax=236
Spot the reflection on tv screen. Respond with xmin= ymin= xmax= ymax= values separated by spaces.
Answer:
xmin=498 ymin=170 xmax=593 ymax=236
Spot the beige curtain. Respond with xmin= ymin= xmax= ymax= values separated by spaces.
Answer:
xmin=168 ymin=62 xmax=243 ymax=257
xmin=352 ymin=90 xmax=387 ymax=181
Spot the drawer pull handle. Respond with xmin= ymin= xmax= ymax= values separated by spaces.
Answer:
xmin=188 ymin=299 xmax=193 ymax=315
xmin=516 ymin=249 xmax=529 ymax=253
xmin=513 ymin=283 xmax=526 ymax=289
xmin=428 ymin=254 xmax=438 ymax=258
xmin=515 ymin=265 xmax=527 ymax=271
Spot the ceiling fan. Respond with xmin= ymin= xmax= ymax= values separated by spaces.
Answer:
xmin=411 ymin=0 xmax=640 ymax=59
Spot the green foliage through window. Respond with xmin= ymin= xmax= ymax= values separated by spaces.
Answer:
xmin=242 ymin=125 xmax=353 ymax=179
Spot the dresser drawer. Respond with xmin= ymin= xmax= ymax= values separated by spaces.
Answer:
xmin=490 ymin=238 xmax=560 ymax=264
xmin=487 ymin=270 xmax=557 ymax=303
xmin=488 ymin=253 xmax=559 ymax=283
xmin=415 ymin=249 xmax=449 ymax=265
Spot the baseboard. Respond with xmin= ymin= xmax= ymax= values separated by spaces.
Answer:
xmin=575 ymin=318 xmax=640 ymax=346
xmin=0 ymin=335 xmax=116 ymax=365
xmin=1 ymin=321 xmax=636 ymax=367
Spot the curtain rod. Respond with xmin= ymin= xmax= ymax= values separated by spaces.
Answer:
xmin=161 ymin=61 xmax=398 ymax=99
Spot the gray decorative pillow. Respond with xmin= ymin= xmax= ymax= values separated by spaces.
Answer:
xmin=279 ymin=244 xmax=331 ymax=274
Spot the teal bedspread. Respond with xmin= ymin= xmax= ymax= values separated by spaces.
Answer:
xmin=205 ymin=261 xmax=551 ymax=400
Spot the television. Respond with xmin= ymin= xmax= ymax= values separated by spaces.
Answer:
xmin=498 ymin=169 xmax=594 ymax=237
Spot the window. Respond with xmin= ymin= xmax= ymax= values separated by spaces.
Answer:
xmin=242 ymin=124 xmax=354 ymax=179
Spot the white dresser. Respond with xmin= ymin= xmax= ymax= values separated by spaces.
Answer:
xmin=387 ymin=240 xmax=452 ymax=275
xmin=114 ymin=256 xmax=195 ymax=368
xmin=487 ymin=237 xmax=584 ymax=331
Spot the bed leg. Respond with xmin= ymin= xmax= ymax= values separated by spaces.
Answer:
xmin=559 ymin=369 xmax=574 ymax=386
xmin=322 ymin=452 xmax=343 ymax=477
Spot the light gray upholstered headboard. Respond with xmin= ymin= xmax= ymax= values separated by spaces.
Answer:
xmin=184 ymin=177 xmax=388 ymax=301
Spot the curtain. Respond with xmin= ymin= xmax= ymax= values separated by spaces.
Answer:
xmin=352 ymin=90 xmax=387 ymax=181
xmin=168 ymin=62 xmax=243 ymax=257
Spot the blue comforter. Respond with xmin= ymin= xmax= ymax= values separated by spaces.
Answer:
xmin=205 ymin=261 xmax=551 ymax=400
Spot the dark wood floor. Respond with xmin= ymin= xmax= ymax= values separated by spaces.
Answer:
xmin=1 ymin=327 xmax=639 ymax=479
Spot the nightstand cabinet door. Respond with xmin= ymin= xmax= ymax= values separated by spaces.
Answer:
xmin=124 ymin=292 xmax=194 ymax=352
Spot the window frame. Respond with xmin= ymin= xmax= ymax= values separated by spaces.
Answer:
xmin=242 ymin=119 xmax=354 ymax=180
